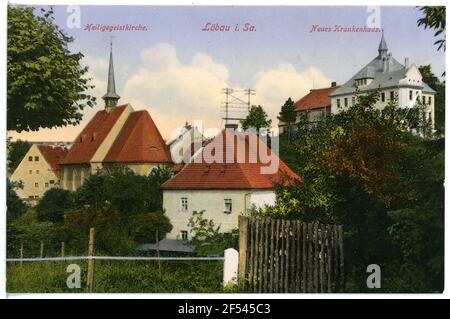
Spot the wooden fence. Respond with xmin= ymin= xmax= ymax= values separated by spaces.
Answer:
xmin=238 ymin=216 xmax=345 ymax=293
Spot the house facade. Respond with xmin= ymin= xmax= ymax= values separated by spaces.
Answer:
xmin=10 ymin=144 xmax=68 ymax=204
xmin=161 ymin=127 xmax=299 ymax=240
xmin=330 ymin=33 xmax=435 ymax=127
xmin=59 ymin=46 xmax=172 ymax=191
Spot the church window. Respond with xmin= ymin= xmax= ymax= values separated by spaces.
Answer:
xmin=381 ymin=92 xmax=385 ymax=102
xmin=181 ymin=230 xmax=188 ymax=241
xmin=390 ymin=91 xmax=395 ymax=100
xmin=344 ymin=98 xmax=348 ymax=107
xmin=429 ymin=97 xmax=432 ymax=104
xmin=409 ymin=90 xmax=413 ymax=100
xmin=337 ymin=99 xmax=341 ymax=108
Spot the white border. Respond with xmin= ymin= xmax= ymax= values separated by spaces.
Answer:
xmin=1 ymin=0 xmax=449 ymax=300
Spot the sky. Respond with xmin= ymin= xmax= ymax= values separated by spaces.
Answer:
xmin=9 ymin=5 xmax=446 ymax=142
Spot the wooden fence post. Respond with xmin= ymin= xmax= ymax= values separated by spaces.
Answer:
xmin=20 ymin=243 xmax=24 ymax=267
xmin=61 ymin=242 xmax=65 ymax=257
xmin=39 ymin=242 xmax=44 ymax=258
xmin=87 ymin=227 xmax=95 ymax=293
xmin=238 ymin=216 xmax=248 ymax=284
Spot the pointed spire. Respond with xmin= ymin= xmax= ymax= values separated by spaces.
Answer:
xmin=378 ymin=30 xmax=388 ymax=58
xmin=102 ymin=39 xmax=120 ymax=111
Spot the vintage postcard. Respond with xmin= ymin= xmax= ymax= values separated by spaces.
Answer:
xmin=3 ymin=2 xmax=446 ymax=302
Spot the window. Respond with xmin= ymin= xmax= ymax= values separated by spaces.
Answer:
xmin=422 ymin=96 xmax=426 ymax=104
xmin=36 ymin=170 xmax=39 ymax=174
xmin=428 ymin=97 xmax=432 ymax=105
xmin=409 ymin=90 xmax=413 ymax=100
xmin=34 ymin=156 xmax=39 ymax=161
xmin=29 ymin=170 xmax=32 ymax=175
xmin=336 ymin=99 xmax=340 ymax=108
xmin=28 ymin=156 xmax=33 ymax=161
xmin=344 ymin=98 xmax=348 ymax=107
xmin=180 ymin=197 xmax=188 ymax=212
xmin=34 ymin=182 xmax=39 ymax=188
xmin=352 ymin=97 xmax=355 ymax=106
xmin=224 ymin=199 xmax=232 ymax=214
xmin=390 ymin=91 xmax=395 ymax=101
xmin=45 ymin=182 xmax=49 ymax=188
xmin=181 ymin=231 xmax=188 ymax=241
xmin=381 ymin=92 xmax=385 ymax=102
xmin=49 ymin=180 xmax=55 ymax=184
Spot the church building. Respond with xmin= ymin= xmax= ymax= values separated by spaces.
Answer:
xmin=59 ymin=45 xmax=172 ymax=191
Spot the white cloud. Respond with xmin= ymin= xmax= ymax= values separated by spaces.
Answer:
xmin=253 ymin=64 xmax=332 ymax=123
xmin=9 ymin=43 xmax=332 ymax=142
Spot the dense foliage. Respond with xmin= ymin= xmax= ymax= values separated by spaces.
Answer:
xmin=7 ymin=167 xmax=173 ymax=257
xmin=7 ymin=139 xmax=31 ymax=173
xmin=255 ymin=90 xmax=444 ymax=292
xmin=240 ymin=105 xmax=272 ymax=132
xmin=7 ymin=5 xmax=96 ymax=132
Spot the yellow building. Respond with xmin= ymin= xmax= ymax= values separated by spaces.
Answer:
xmin=10 ymin=144 xmax=68 ymax=204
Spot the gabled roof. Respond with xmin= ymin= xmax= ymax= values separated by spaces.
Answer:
xmin=162 ymin=130 xmax=300 ymax=190
xmin=103 ymin=110 xmax=172 ymax=163
xmin=37 ymin=145 xmax=68 ymax=178
xmin=295 ymin=86 xmax=340 ymax=111
xmin=61 ymin=104 xmax=128 ymax=165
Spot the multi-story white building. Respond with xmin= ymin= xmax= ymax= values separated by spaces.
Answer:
xmin=329 ymin=33 xmax=435 ymax=127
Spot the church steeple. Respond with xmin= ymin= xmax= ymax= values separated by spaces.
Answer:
xmin=378 ymin=31 xmax=388 ymax=58
xmin=102 ymin=41 xmax=120 ymax=111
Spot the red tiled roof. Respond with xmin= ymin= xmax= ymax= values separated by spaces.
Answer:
xmin=162 ymin=130 xmax=300 ymax=190
xmin=104 ymin=110 xmax=172 ymax=163
xmin=294 ymin=86 xmax=340 ymax=111
xmin=61 ymin=104 xmax=128 ymax=165
xmin=37 ymin=145 xmax=68 ymax=178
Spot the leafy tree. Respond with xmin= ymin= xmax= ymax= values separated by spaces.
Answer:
xmin=7 ymin=179 xmax=27 ymax=220
xmin=187 ymin=211 xmax=238 ymax=256
xmin=419 ymin=65 xmax=445 ymax=136
xmin=35 ymin=188 xmax=75 ymax=223
xmin=417 ymin=6 xmax=446 ymax=52
xmin=7 ymin=139 xmax=31 ymax=173
xmin=133 ymin=211 xmax=173 ymax=244
xmin=240 ymin=105 xmax=272 ymax=132
xmin=258 ymin=90 xmax=443 ymax=292
xmin=277 ymin=98 xmax=297 ymax=142
xmin=7 ymin=5 xmax=96 ymax=132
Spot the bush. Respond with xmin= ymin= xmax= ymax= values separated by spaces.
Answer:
xmin=36 ymin=188 xmax=75 ymax=223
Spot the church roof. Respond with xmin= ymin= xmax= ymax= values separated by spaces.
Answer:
xmin=103 ymin=110 xmax=172 ymax=163
xmin=61 ymin=104 xmax=128 ymax=165
xmin=37 ymin=145 xmax=68 ymax=178
xmin=295 ymin=86 xmax=340 ymax=111
xmin=162 ymin=130 xmax=300 ymax=190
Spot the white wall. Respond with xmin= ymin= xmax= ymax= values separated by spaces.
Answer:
xmin=163 ymin=189 xmax=275 ymax=240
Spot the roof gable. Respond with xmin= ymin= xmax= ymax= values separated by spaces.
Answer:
xmin=295 ymin=86 xmax=340 ymax=111
xmin=61 ymin=104 xmax=128 ymax=165
xmin=162 ymin=130 xmax=300 ymax=190
xmin=103 ymin=110 xmax=172 ymax=163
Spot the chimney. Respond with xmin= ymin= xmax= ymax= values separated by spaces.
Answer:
xmin=404 ymin=57 xmax=409 ymax=68
xmin=331 ymin=81 xmax=337 ymax=87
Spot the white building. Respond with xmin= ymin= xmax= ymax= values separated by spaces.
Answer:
xmin=329 ymin=33 xmax=435 ymax=127
xmin=161 ymin=127 xmax=299 ymax=240
xmin=10 ymin=144 xmax=68 ymax=204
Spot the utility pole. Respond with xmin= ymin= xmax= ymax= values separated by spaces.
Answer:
xmin=221 ymin=88 xmax=256 ymax=127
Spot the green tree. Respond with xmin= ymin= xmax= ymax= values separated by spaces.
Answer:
xmin=7 ymin=5 xmax=95 ymax=132
xmin=260 ymin=91 xmax=443 ymax=292
xmin=7 ymin=139 xmax=31 ymax=173
xmin=417 ymin=6 xmax=446 ymax=52
xmin=277 ymin=98 xmax=297 ymax=142
xmin=133 ymin=211 xmax=173 ymax=244
xmin=419 ymin=64 xmax=445 ymax=135
xmin=7 ymin=179 xmax=27 ymax=220
xmin=240 ymin=105 xmax=272 ymax=132
xmin=35 ymin=188 xmax=75 ymax=223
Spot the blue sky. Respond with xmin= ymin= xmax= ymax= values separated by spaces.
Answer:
xmin=10 ymin=5 xmax=445 ymax=141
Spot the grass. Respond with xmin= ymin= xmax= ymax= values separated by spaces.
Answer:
xmin=6 ymin=260 xmax=224 ymax=293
